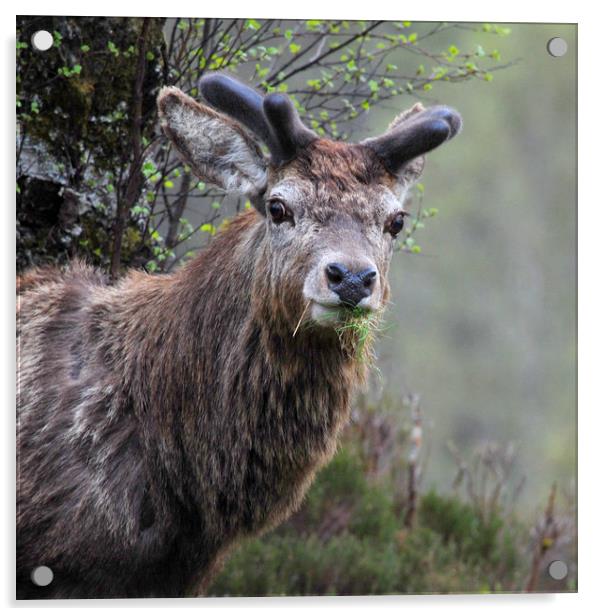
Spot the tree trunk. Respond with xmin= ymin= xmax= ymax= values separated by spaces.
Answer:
xmin=110 ymin=18 xmax=151 ymax=280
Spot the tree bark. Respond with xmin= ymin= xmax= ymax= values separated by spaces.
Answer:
xmin=110 ymin=18 xmax=151 ymax=280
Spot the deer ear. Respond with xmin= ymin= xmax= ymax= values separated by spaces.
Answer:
xmin=157 ymin=86 xmax=268 ymax=198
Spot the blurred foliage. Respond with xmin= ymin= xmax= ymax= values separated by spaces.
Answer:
xmin=17 ymin=16 xmax=166 ymax=271
xmin=377 ymin=22 xmax=577 ymax=511
xmin=208 ymin=397 xmax=575 ymax=596
xmin=17 ymin=16 xmax=511 ymax=275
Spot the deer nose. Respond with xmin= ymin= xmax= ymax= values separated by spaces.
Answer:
xmin=325 ymin=262 xmax=378 ymax=307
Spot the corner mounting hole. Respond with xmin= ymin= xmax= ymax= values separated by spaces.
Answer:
xmin=31 ymin=30 xmax=54 ymax=52
xmin=547 ymin=37 xmax=568 ymax=58
xmin=31 ymin=565 xmax=54 ymax=586
xmin=548 ymin=560 xmax=568 ymax=580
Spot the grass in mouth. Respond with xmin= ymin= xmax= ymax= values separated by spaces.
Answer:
xmin=333 ymin=306 xmax=383 ymax=363
xmin=294 ymin=303 xmax=384 ymax=363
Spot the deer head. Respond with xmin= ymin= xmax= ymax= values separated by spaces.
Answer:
xmin=158 ymin=74 xmax=461 ymax=329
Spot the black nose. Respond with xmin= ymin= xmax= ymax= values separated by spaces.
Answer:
xmin=325 ymin=262 xmax=378 ymax=307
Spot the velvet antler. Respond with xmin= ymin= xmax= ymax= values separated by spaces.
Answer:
xmin=199 ymin=73 xmax=318 ymax=167
xmin=361 ymin=105 xmax=462 ymax=176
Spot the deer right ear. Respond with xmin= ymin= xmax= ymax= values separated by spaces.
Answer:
xmin=157 ymin=86 xmax=268 ymax=201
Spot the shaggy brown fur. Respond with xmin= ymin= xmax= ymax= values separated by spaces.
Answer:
xmin=17 ymin=210 xmax=363 ymax=599
xmin=17 ymin=77 xmax=461 ymax=599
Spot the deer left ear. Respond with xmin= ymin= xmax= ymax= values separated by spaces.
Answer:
xmin=158 ymin=86 xmax=268 ymax=200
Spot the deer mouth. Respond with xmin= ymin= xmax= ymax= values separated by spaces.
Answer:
xmin=308 ymin=299 xmax=376 ymax=326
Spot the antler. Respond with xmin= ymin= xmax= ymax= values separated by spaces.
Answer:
xmin=361 ymin=105 xmax=462 ymax=176
xmin=199 ymin=73 xmax=318 ymax=167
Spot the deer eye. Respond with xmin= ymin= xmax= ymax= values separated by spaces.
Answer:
xmin=386 ymin=211 xmax=407 ymax=237
xmin=267 ymin=199 xmax=291 ymax=224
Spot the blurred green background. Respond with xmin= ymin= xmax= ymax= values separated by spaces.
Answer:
xmin=375 ymin=23 xmax=576 ymax=511
xmin=16 ymin=18 xmax=576 ymax=594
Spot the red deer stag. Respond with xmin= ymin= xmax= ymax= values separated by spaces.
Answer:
xmin=16 ymin=73 xmax=461 ymax=598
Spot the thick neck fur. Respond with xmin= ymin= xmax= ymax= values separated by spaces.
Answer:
xmin=105 ymin=210 xmax=363 ymax=535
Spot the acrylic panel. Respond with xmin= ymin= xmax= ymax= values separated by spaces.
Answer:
xmin=16 ymin=16 xmax=577 ymax=599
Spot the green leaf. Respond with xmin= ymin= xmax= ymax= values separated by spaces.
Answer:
xmin=132 ymin=205 xmax=150 ymax=216
xmin=289 ymin=43 xmax=301 ymax=54
xmin=255 ymin=64 xmax=269 ymax=79
xmin=306 ymin=20 xmax=322 ymax=31
xmin=80 ymin=44 xmax=90 ymax=53
xmin=107 ymin=41 xmax=119 ymax=56
xmin=246 ymin=19 xmax=261 ymax=31
xmin=448 ymin=45 xmax=459 ymax=57
xmin=201 ymin=223 xmax=217 ymax=235
xmin=142 ymin=161 xmax=157 ymax=178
